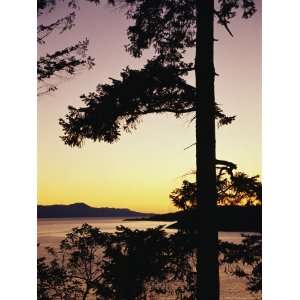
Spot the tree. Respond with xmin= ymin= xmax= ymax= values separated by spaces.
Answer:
xmin=170 ymin=165 xmax=262 ymax=210
xmin=37 ymin=255 xmax=71 ymax=299
xmin=59 ymin=59 xmax=234 ymax=146
xmin=37 ymin=0 xmax=103 ymax=95
xmin=97 ymin=226 xmax=173 ymax=299
xmin=38 ymin=224 xmax=108 ymax=300
xmin=38 ymin=224 xmax=261 ymax=300
xmin=38 ymin=224 xmax=194 ymax=300
xmin=59 ymin=1 xmax=257 ymax=299
xmin=219 ymin=234 xmax=262 ymax=295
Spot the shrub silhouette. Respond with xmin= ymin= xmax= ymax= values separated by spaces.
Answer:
xmin=38 ymin=224 xmax=261 ymax=299
xmin=38 ymin=224 xmax=108 ymax=299
xmin=170 ymin=165 xmax=262 ymax=210
xmin=219 ymin=234 xmax=262 ymax=293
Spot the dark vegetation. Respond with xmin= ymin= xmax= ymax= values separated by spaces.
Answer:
xmin=57 ymin=1 xmax=258 ymax=299
xmin=37 ymin=0 xmax=102 ymax=96
xmin=38 ymin=0 xmax=260 ymax=299
xmin=170 ymin=163 xmax=261 ymax=209
xmin=128 ymin=163 xmax=262 ymax=232
xmin=166 ymin=163 xmax=261 ymax=232
xmin=219 ymin=234 xmax=262 ymax=293
xmin=38 ymin=224 xmax=261 ymax=300
xmin=37 ymin=168 xmax=261 ymax=299
xmin=152 ymin=206 xmax=261 ymax=232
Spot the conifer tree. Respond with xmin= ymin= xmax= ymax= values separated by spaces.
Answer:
xmin=60 ymin=1 xmax=257 ymax=299
xmin=37 ymin=0 xmax=103 ymax=95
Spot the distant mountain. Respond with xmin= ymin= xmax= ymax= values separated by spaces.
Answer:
xmin=37 ymin=203 xmax=155 ymax=218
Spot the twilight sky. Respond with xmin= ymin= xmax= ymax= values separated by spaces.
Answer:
xmin=38 ymin=1 xmax=261 ymax=213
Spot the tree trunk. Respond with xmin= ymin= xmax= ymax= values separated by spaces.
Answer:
xmin=195 ymin=0 xmax=219 ymax=300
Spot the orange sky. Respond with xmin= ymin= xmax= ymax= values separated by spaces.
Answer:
xmin=38 ymin=1 xmax=261 ymax=213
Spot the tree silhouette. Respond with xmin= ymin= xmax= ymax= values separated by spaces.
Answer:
xmin=59 ymin=58 xmax=235 ymax=146
xmin=219 ymin=234 xmax=262 ymax=294
xmin=37 ymin=0 xmax=104 ymax=95
xmin=97 ymin=225 xmax=173 ymax=299
xmin=38 ymin=224 xmax=197 ymax=299
xmin=170 ymin=165 xmax=262 ymax=210
xmin=59 ymin=1 xmax=257 ymax=299
xmin=38 ymin=224 xmax=262 ymax=299
xmin=38 ymin=224 xmax=109 ymax=299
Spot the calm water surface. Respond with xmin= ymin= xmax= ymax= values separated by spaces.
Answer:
xmin=38 ymin=217 xmax=246 ymax=241
xmin=38 ymin=217 xmax=177 ymax=237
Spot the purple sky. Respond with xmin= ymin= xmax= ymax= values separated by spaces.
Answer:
xmin=38 ymin=1 xmax=261 ymax=213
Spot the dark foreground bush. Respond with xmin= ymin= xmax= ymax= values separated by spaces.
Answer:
xmin=38 ymin=224 xmax=261 ymax=300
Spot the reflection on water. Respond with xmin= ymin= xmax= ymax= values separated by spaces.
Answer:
xmin=38 ymin=217 xmax=247 ymax=242
xmin=38 ymin=217 xmax=177 ymax=237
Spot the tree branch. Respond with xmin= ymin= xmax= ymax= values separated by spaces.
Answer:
xmin=214 ymin=9 xmax=234 ymax=37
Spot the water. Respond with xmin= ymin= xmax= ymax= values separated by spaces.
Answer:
xmin=38 ymin=217 xmax=177 ymax=237
xmin=37 ymin=217 xmax=180 ymax=262
xmin=38 ymin=217 xmax=247 ymax=241
xmin=38 ymin=218 xmax=259 ymax=300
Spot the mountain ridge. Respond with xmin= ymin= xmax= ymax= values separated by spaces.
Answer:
xmin=37 ymin=202 xmax=155 ymax=218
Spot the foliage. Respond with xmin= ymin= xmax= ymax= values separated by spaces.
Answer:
xmin=216 ymin=159 xmax=261 ymax=206
xmin=38 ymin=256 xmax=67 ymax=299
xmin=38 ymin=12 xmax=76 ymax=43
xmin=167 ymin=231 xmax=197 ymax=300
xmin=37 ymin=0 xmax=105 ymax=95
xmin=38 ymin=39 xmax=95 ymax=96
xmin=219 ymin=234 xmax=262 ymax=293
xmin=38 ymin=224 xmax=108 ymax=299
xmin=97 ymin=225 xmax=173 ymax=299
xmin=59 ymin=0 xmax=257 ymax=145
xmin=38 ymin=224 xmax=195 ymax=300
xmin=170 ymin=180 xmax=197 ymax=210
xmin=217 ymin=172 xmax=261 ymax=206
xmin=38 ymin=0 xmax=103 ymax=16
xmin=38 ymin=224 xmax=261 ymax=299
xmin=59 ymin=57 xmax=235 ymax=146
xmin=170 ymin=163 xmax=262 ymax=209
xmin=53 ymin=1 xmax=259 ymax=299
xmin=120 ymin=0 xmax=256 ymax=61
xmin=37 ymin=253 xmax=85 ymax=299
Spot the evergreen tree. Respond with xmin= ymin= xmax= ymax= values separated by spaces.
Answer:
xmin=219 ymin=233 xmax=262 ymax=294
xmin=170 ymin=164 xmax=262 ymax=210
xmin=59 ymin=1 xmax=257 ymax=299
xmin=37 ymin=0 xmax=103 ymax=95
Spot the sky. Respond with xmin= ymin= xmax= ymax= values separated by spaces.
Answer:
xmin=38 ymin=1 xmax=261 ymax=213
